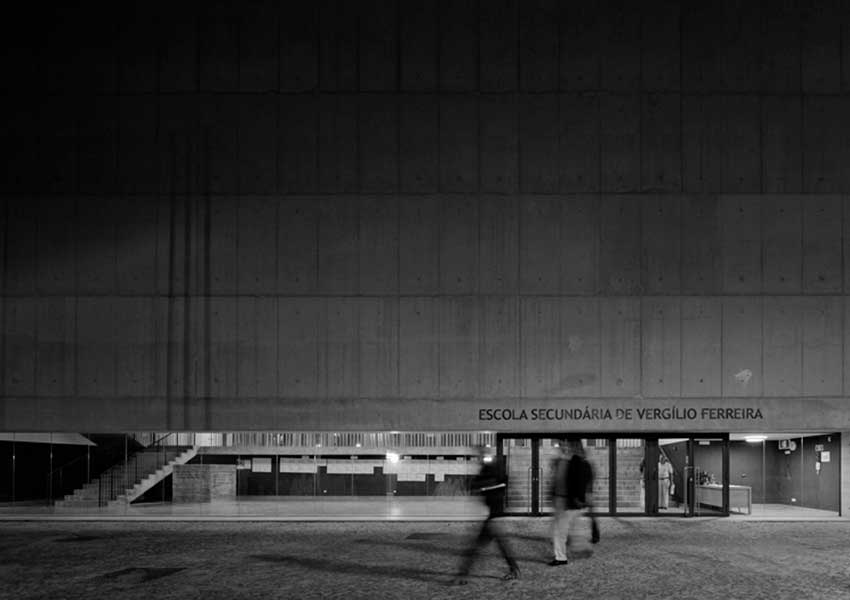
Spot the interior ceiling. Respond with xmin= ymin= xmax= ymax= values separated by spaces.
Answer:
xmin=727 ymin=433 xmax=830 ymax=441
xmin=659 ymin=433 xmax=832 ymax=444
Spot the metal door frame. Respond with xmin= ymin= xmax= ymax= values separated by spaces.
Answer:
xmin=497 ymin=432 xmax=730 ymax=517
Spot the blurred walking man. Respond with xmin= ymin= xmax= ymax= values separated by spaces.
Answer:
xmin=454 ymin=446 xmax=520 ymax=584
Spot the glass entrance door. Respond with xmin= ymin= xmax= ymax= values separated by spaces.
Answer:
xmin=499 ymin=435 xmax=610 ymax=515
xmin=500 ymin=437 xmax=534 ymax=514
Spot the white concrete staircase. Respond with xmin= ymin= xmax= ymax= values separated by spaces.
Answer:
xmin=55 ymin=446 xmax=198 ymax=509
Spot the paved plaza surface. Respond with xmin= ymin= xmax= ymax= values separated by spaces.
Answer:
xmin=2 ymin=518 xmax=850 ymax=600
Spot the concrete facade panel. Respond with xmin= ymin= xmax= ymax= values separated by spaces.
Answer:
xmin=114 ymin=297 xmax=160 ymax=398
xmin=35 ymin=297 xmax=76 ymax=397
xmin=599 ymin=1 xmax=641 ymax=91
xmin=760 ymin=2 xmax=802 ymax=92
xmin=600 ymin=94 xmax=641 ymax=193
xmin=600 ymin=297 xmax=640 ymax=397
xmin=399 ymin=95 xmax=439 ymax=192
xmin=559 ymin=93 xmax=600 ymax=192
xmin=37 ymin=198 xmax=76 ymax=295
xmin=763 ymin=297 xmax=803 ymax=397
xmin=803 ymin=195 xmax=843 ymax=293
xmin=801 ymin=1 xmax=843 ymax=93
xmin=520 ymin=297 xmax=560 ymax=398
xmin=480 ymin=296 xmax=519 ymax=398
xmin=439 ymin=297 xmax=478 ymax=398
xmin=4 ymin=299 xmax=36 ymax=397
xmin=238 ymin=95 xmax=278 ymax=195
xmin=2 ymin=100 xmax=39 ymax=194
xmin=209 ymin=297 xmax=238 ymax=399
xmin=519 ymin=0 xmax=558 ymax=92
xmin=74 ymin=198 xmax=116 ymax=296
xmin=519 ymin=197 xmax=559 ymax=294
xmin=278 ymin=95 xmax=318 ymax=194
xmin=438 ymin=0 xmax=479 ymax=91
xmin=398 ymin=196 xmax=439 ymax=293
xmin=162 ymin=299 xmax=189 ymax=427
xmin=117 ymin=95 xmax=158 ymax=194
xmin=158 ymin=8 xmax=198 ymax=93
xmin=358 ymin=0 xmax=398 ymax=92
xmin=641 ymin=0 xmax=680 ymax=91
xmin=239 ymin=2 xmax=279 ymax=92
xmin=77 ymin=97 xmax=118 ymax=195
xmin=478 ymin=196 xmax=519 ymax=294
xmin=281 ymin=2 xmax=318 ymax=92
xmin=117 ymin=11 xmax=158 ymax=94
xmin=520 ymin=94 xmax=559 ymax=193
xmin=719 ymin=195 xmax=762 ymax=294
xmin=479 ymin=0 xmax=518 ymax=92
xmin=276 ymin=198 xmax=318 ymax=294
xmin=398 ymin=297 xmax=439 ymax=398
xmin=683 ymin=95 xmax=760 ymax=193
xmin=255 ymin=297 xmax=279 ymax=398
xmin=318 ymin=198 xmax=359 ymax=295
xmin=479 ymin=94 xmax=519 ymax=194
xmin=278 ymin=298 xmax=322 ymax=399
xmin=802 ymin=296 xmax=843 ymax=397
xmin=439 ymin=96 xmax=479 ymax=192
xmin=440 ymin=196 xmax=478 ymax=294
xmin=199 ymin=95 xmax=240 ymax=194
xmin=599 ymin=195 xmax=641 ymax=294
xmin=762 ymin=195 xmax=803 ymax=294
xmin=208 ymin=196 xmax=238 ymax=295
xmin=721 ymin=297 xmax=762 ymax=398
xmin=399 ymin=0 xmax=438 ymax=91
xmin=237 ymin=196 xmax=278 ymax=295
xmin=359 ymin=196 xmax=399 ymax=295
xmin=358 ymin=94 xmax=399 ymax=193
xmin=236 ymin=297 xmax=262 ymax=400
xmin=559 ymin=5 xmax=600 ymax=90
xmin=359 ymin=297 xmax=399 ymax=398
xmin=641 ymin=195 xmax=681 ymax=295
xmin=40 ymin=97 xmax=78 ymax=195
xmin=641 ymin=297 xmax=681 ymax=398
xmin=115 ymin=197 xmax=159 ymax=295
xmin=318 ymin=94 xmax=358 ymax=193
xmin=641 ymin=93 xmax=682 ymax=192
xmin=680 ymin=195 xmax=722 ymax=294
xmin=761 ymin=96 xmax=803 ymax=193
xmin=157 ymin=96 xmax=198 ymax=196
xmin=76 ymin=298 xmax=115 ymax=398
xmin=325 ymin=298 xmax=360 ymax=398
xmin=559 ymin=298 xmax=601 ymax=397
xmin=318 ymin=0 xmax=357 ymax=91
xmin=681 ymin=297 xmax=722 ymax=397
xmin=559 ymin=195 xmax=599 ymax=294
xmin=199 ymin=9 xmax=239 ymax=92
xmin=803 ymin=96 xmax=850 ymax=193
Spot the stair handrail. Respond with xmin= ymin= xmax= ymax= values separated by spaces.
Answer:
xmin=96 ymin=433 xmax=181 ymax=507
xmin=46 ymin=435 xmax=131 ymax=504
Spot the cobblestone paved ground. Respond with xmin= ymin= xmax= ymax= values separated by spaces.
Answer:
xmin=2 ymin=518 xmax=850 ymax=600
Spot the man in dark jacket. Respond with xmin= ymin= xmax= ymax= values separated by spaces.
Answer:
xmin=550 ymin=439 xmax=595 ymax=565
xmin=454 ymin=447 xmax=520 ymax=584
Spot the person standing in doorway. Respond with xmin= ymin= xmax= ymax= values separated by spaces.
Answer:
xmin=550 ymin=439 xmax=595 ymax=565
xmin=658 ymin=453 xmax=674 ymax=509
xmin=454 ymin=446 xmax=520 ymax=584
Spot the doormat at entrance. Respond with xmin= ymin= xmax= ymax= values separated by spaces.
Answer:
xmin=93 ymin=567 xmax=185 ymax=584
xmin=405 ymin=533 xmax=451 ymax=540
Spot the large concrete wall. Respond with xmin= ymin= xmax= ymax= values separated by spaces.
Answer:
xmin=2 ymin=1 xmax=850 ymax=431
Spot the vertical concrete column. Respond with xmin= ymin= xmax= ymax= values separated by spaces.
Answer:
xmin=841 ymin=432 xmax=850 ymax=517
